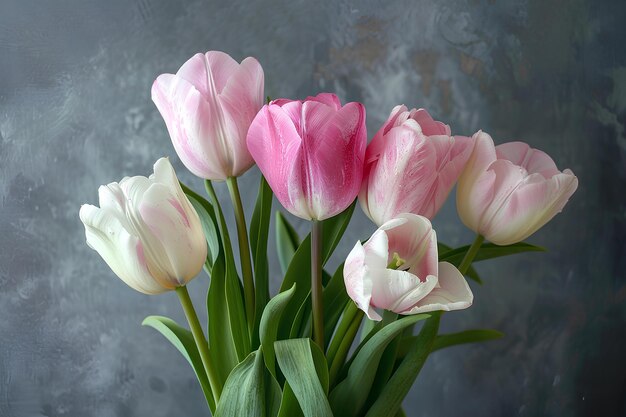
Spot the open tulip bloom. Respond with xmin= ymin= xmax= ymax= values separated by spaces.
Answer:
xmin=79 ymin=50 xmax=578 ymax=417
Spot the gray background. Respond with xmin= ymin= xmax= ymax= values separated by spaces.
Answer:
xmin=1 ymin=0 xmax=624 ymax=416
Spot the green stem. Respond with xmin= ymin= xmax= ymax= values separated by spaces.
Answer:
xmin=226 ymin=176 xmax=255 ymax=333
xmin=311 ymin=220 xmax=324 ymax=349
xmin=329 ymin=308 xmax=364 ymax=386
xmin=458 ymin=234 xmax=484 ymax=275
xmin=175 ymin=286 xmax=221 ymax=402
xmin=326 ymin=302 xmax=359 ymax=362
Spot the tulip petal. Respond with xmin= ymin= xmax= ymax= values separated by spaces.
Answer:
xmin=496 ymin=142 xmax=560 ymax=178
xmin=382 ymin=214 xmax=438 ymax=279
xmin=304 ymin=101 xmax=366 ymax=220
xmin=176 ymin=52 xmax=239 ymax=97
xmin=372 ymin=271 xmax=437 ymax=314
xmin=247 ymin=104 xmax=306 ymax=217
xmin=412 ymin=109 xmax=451 ymax=136
xmin=218 ymin=57 xmax=264 ymax=176
xmin=343 ymin=240 xmax=381 ymax=321
xmin=485 ymin=170 xmax=578 ymax=245
xmin=79 ymin=204 xmax=167 ymax=294
xmin=400 ymin=262 xmax=473 ymax=315
xmin=363 ymin=124 xmax=437 ymax=225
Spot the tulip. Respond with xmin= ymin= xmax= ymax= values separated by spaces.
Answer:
xmin=79 ymin=158 xmax=207 ymax=294
xmin=359 ymin=106 xmax=473 ymax=225
xmin=152 ymin=51 xmax=264 ymax=180
xmin=457 ymin=131 xmax=578 ymax=245
xmin=343 ymin=213 xmax=473 ymax=321
xmin=246 ymin=93 xmax=367 ymax=221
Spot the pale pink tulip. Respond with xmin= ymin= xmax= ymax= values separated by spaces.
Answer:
xmin=152 ymin=51 xmax=264 ymax=180
xmin=359 ymin=106 xmax=473 ymax=225
xmin=246 ymin=93 xmax=367 ymax=220
xmin=457 ymin=131 xmax=578 ymax=245
xmin=344 ymin=213 xmax=473 ymax=321
xmin=79 ymin=158 xmax=207 ymax=294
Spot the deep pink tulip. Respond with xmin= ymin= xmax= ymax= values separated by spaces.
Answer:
xmin=359 ymin=106 xmax=473 ymax=225
xmin=246 ymin=93 xmax=367 ymax=220
xmin=457 ymin=131 xmax=578 ymax=245
xmin=344 ymin=213 xmax=473 ymax=321
xmin=152 ymin=51 xmax=264 ymax=180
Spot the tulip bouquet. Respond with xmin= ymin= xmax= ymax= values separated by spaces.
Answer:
xmin=80 ymin=51 xmax=578 ymax=417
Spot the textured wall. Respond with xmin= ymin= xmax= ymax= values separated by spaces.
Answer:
xmin=1 ymin=0 xmax=625 ymax=416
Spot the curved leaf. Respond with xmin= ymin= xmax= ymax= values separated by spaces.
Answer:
xmin=364 ymin=313 xmax=441 ymax=417
xmin=275 ymin=211 xmax=300 ymax=275
xmin=329 ymin=314 xmax=429 ymax=417
xmin=439 ymin=241 xmax=545 ymax=266
xmin=250 ymin=176 xmax=274 ymax=347
xmin=215 ymin=348 xmax=282 ymax=417
xmin=260 ymin=284 xmax=296 ymax=378
xmin=142 ymin=316 xmax=215 ymax=411
xmin=275 ymin=339 xmax=333 ymax=417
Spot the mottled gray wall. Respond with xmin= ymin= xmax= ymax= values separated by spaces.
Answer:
xmin=1 ymin=0 xmax=624 ymax=416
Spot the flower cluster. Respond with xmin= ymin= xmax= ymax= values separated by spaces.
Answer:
xmin=79 ymin=51 xmax=578 ymax=415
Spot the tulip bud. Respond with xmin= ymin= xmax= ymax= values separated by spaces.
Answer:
xmin=457 ymin=131 xmax=578 ymax=245
xmin=343 ymin=213 xmax=473 ymax=321
xmin=152 ymin=51 xmax=264 ymax=180
xmin=246 ymin=93 xmax=367 ymax=221
xmin=359 ymin=106 xmax=473 ymax=225
xmin=79 ymin=158 xmax=207 ymax=294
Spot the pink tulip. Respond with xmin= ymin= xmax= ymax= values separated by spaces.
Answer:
xmin=359 ymin=106 xmax=473 ymax=225
xmin=457 ymin=131 xmax=578 ymax=245
xmin=344 ymin=213 xmax=473 ymax=321
xmin=246 ymin=93 xmax=367 ymax=220
xmin=152 ymin=51 xmax=264 ymax=180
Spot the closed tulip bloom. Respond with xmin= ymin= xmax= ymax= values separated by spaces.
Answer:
xmin=457 ymin=131 xmax=578 ymax=245
xmin=247 ymin=93 xmax=367 ymax=220
xmin=152 ymin=51 xmax=264 ymax=180
xmin=344 ymin=213 xmax=473 ymax=321
xmin=79 ymin=158 xmax=207 ymax=294
xmin=359 ymin=106 xmax=473 ymax=225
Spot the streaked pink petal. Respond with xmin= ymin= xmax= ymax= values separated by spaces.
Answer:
xmin=383 ymin=214 xmax=438 ymax=279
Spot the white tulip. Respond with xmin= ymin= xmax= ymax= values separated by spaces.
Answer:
xmin=79 ymin=158 xmax=207 ymax=294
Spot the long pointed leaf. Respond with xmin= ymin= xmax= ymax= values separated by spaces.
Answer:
xmin=206 ymin=180 xmax=250 ymax=360
xmin=275 ymin=339 xmax=333 ymax=417
xmin=322 ymin=262 xmax=349 ymax=349
xmin=215 ymin=348 xmax=282 ymax=417
xmin=440 ymin=241 xmax=546 ymax=266
xmin=142 ymin=316 xmax=215 ymax=411
xmin=250 ymin=176 xmax=274 ymax=347
xmin=275 ymin=211 xmax=300 ymax=275
xmin=329 ymin=314 xmax=429 ymax=417
xmin=365 ymin=313 xmax=441 ymax=417
xmin=260 ymin=284 xmax=296 ymax=378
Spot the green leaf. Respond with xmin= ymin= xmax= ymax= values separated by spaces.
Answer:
xmin=275 ymin=339 xmax=333 ymax=417
xmin=364 ymin=313 xmax=441 ymax=417
xmin=329 ymin=314 xmax=429 ymax=417
xmin=438 ymin=242 xmax=482 ymax=284
xmin=180 ymin=181 xmax=220 ymax=272
xmin=440 ymin=241 xmax=546 ymax=266
xmin=207 ymin=252 xmax=239 ymax=387
xmin=432 ymin=329 xmax=504 ymax=351
xmin=206 ymin=180 xmax=250 ymax=360
xmin=142 ymin=316 xmax=215 ymax=411
xmin=322 ymin=262 xmax=349 ymax=349
xmin=275 ymin=211 xmax=300 ymax=275
xmin=215 ymin=348 xmax=282 ymax=417
xmin=250 ymin=176 xmax=274 ymax=347
xmin=260 ymin=284 xmax=296 ymax=378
